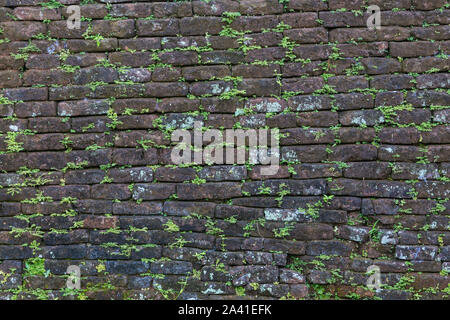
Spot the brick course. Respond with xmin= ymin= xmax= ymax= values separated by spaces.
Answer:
xmin=0 ymin=0 xmax=449 ymax=300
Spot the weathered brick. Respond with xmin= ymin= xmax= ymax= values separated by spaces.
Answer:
xmin=178 ymin=182 xmax=242 ymax=200
xmin=284 ymin=28 xmax=328 ymax=44
xmin=343 ymin=162 xmax=391 ymax=179
xmin=417 ymin=73 xmax=450 ymax=89
xmin=371 ymin=74 xmax=415 ymax=90
xmin=193 ymin=0 xmax=239 ymax=16
xmin=334 ymin=93 xmax=373 ymax=110
xmin=180 ymin=17 xmax=223 ymax=36
xmin=288 ymin=0 xmax=327 ymax=11
xmin=390 ymin=41 xmax=439 ymax=58
xmin=14 ymin=7 xmax=60 ymax=21
xmin=0 ymin=70 xmax=22 ymax=88
xmin=328 ymin=145 xmax=377 ymax=162
xmin=58 ymin=99 xmax=109 ymax=117
xmin=0 ymin=21 xmax=46 ymax=40
xmin=403 ymin=57 xmax=450 ymax=73
xmin=396 ymin=245 xmax=438 ymax=261
xmin=132 ymin=183 xmax=176 ymax=201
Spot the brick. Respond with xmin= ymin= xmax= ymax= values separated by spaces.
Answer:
xmin=106 ymin=261 xmax=148 ymax=275
xmin=280 ymin=12 xmax=318 ymax=28
xmin=328 ymin=0 xmax=364 ymax=10
xmin=306 ymin=240 xmax=354 ymax=256
xmin=63 ymin=4 xmax=107 ymax=19
xmin=119 ymin=38 xmax=161 ymax=51
xmin=26 ymin=54 xmax=60 ymax=69
xmin=23 ymin=69 xmax=71 ymax=86
xmin=91 ymin=184 xmax=131 ymax=200
xmin=337 ymin=226 xmax=370 ymax=242
xmin=199 ymin=166 xmax=247 ymax=181
xmin=239 ymin=0 xmax=283 ymax=15
xmin=403 ymin=57 xmax=450 ymax=74
xmin=0 ymin=55 xmax=24 ymax=70
xmin=144 ymin=82 xmax=189 ymax=97
xmin=150 ymin=261 xmax=192 ymax=275
xmin=58 ymin=99 xmax=109 ymax=117
xmin=0 ymin=246 xmax=33 ymax=259
xmin=319 ymin=11 xmax=366 ymax=28
xmin=412 ymin=0 xmax=447 ymax=10
xmin=238 ymin=78 xmax=280 ymax=96
xmin=406 ymin=90 xmax=450 ymax=107
xmin=293 ymin=44 xmax=332 ymax=60
xmin=231 ymin=16 xmax=279 ymax=33
xmin=369 ymin=0 xmax=411 ymax=10
xmin=361 ymin=57 xmax=401 ymax=74
xmin=180 ymin=17 xmax=223 ymax=36
xmin=280 ymin=128 xmax=334 ymax=145
xmin=14 ymin=7 xmax=60 ymax=21
xmin=109 ymin=3 xmax=152 ymax=18
xmin=182 ymin=65 xmax=230 ymax=81
xmin=21 ymin=133 xmax=65 ymax=151
xmin=177 ymin=182 xmax=242 ymax=200
xmin=193 ymin=0 xmax=240 ymax=16
xmin=328 ymin=145 xmax=377 ymax=162
xmin=288 ymin=0 xmax=328 ymax=11
xmin=417 ymin=73 xmax=450 ymax=89
xmin=232 ymin=64 xmax=279 ymax=78
xmin=282 ymin=61 xmax=322 ymax=77
xmin=390 ymin=41 xmax=439 ymax=58
xmin=412 ymin=26 xmax=450 ymax=41
xmin=109 ymin=52 xmax=153 ymax=67
xmin=396 ymin=245 xmax=438 ymax=261
xmin=288 ymin=223 xmax=333 ymax=241
xmin=152 ymin=2 xmax=192 ymax=18
xmin=371 ymin=74 xmax=415 ymax=90
xmin=334 ymin=93 xmax=373 ymax=110
xmin=0 ymin=70 xmax=22 ymax=88
xmin=284 ymin=28 xmax=328 ymax=44
xmin=243 ymin=180 xmax=326 ymax=197
xmin=136 ymin=19 xmax=179 ymax=37
xmin=282 ymin=77 xmax=325 ymax=95
xmin=339 ymin=110 xmax=384 ymax=126
xmin=83 ymin=216 xmax=118 ymax=230
xmin=375 ymin=91 xmax=404 ymax=107
xmin=266 ymin=113 xmax=297 ymax=128
xmin=328 ymin=76 xmax=368 ymax=92
xmin=344 ymin=162 xmax=391 ymax=179
xmin=379 ymin=127 xmax=420 ymax=144
xmin=66 ymin=39 xmax=118 ymax=53
xmin=200 ymin=50 xmax=245 ymax=65
xmin=282 ymin=145 xmax=328 ymax=163
xmin=337 ymin=42 xmax=389 ymax=57
xmin=329 ymin=179 xmax=413 ymax=198
xmin=0 ymin=21 xmax=46 ymax=40
xmin=230 ymin=266 xmax=278 ymax=285
xmin=132 ymin=183 xmax=176 ymax=201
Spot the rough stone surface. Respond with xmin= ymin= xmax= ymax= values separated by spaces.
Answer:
xmin=0 ymin=0 xmax=448 ymax=301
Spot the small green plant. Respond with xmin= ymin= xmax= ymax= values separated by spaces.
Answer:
xmin=163 ymin=220 xmax=180 ymax=233
xmin=40 ymin=0 xmax=63 ymax=9
xmin=235 ymin=286 xmax=246 ymax=296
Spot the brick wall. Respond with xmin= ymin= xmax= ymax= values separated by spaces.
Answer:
xmin=0 ymin=0 xmax=449 ymax=300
